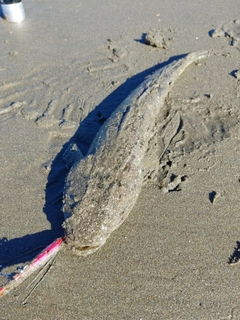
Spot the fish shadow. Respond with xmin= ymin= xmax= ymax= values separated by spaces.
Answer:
xmin=0 ymin=53 xmax=187 ymax=271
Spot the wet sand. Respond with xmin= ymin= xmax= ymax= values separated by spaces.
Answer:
xmin=1 ymin=1 xmax=240 ymax=319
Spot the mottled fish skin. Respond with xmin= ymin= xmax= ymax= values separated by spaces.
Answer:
xmin=62 ymin=51 xmax=209 ymax=256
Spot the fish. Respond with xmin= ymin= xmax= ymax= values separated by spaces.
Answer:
xmin=0 ymin=50 xmax=209 ymax=298
xmin=62 ymin=50 xmax=209 ymax=256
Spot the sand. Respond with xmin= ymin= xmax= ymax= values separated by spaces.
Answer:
xmin=1 ymin=0 xmax=240 ymax=319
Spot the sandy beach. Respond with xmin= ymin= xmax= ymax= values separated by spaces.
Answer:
xmin=1 ymin=1 xmax=240 ymax=319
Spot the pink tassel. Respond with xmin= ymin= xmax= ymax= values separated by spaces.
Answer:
xmin=0 ymin=237 xmax=64 ymax=297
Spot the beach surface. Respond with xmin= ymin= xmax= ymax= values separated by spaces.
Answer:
xmin=1 ymin=1 xmax=240 ymax=319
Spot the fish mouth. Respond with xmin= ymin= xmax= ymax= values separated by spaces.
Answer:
xmin=64 ymin=236 xmax=102 ymax=256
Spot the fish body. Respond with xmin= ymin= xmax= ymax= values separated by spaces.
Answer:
xmin=63 ymin=51 xmax=209 ymax=256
